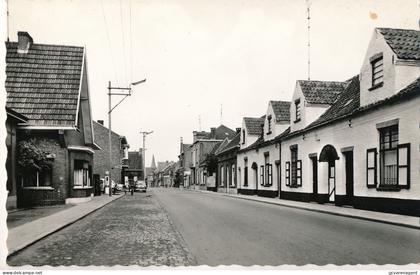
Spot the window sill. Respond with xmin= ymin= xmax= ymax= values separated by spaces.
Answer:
xmin=368 ymin=82 xmax=384 ymax=91
xmin=73 ymin=186 xmax=93 ymax=190
xmin=287 ymin=185 xmax=301 ymax=188
xmin=22 ymin=186 xmax=54 ymax=191
xmin=376 ymin=186 xmax=401 ymax=192
xmin=266 ymin=132 xmax=272 ymax=135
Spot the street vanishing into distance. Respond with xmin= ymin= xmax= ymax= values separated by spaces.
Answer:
xmin=8 ymin=188 xmax=420 ymax=266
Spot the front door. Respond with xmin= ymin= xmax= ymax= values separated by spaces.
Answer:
xmin=344 ymin=151 xmax=354 ymax=205
xmin=311 ymin=157 xmax=318 ymax=202
xmin=328 ymin=161 xmax=335 ymax=202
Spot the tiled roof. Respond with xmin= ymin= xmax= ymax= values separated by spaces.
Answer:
xmin=286 ymin=76 xmax=420 ymax=140
xmin=270 ymin=101 xmax=290 ymax=123
xmin=5 ymin=42 xmax=84 ymax=127
xmin=378 ymin=28 xmax=420 ymax=60
xmin=217 ymin=132 xmax=241 ymax=155
xmin=205 ymin=125 xmax=237 ymax=140
xmin=308 ymin=75 xmax=360 ymax=128
xmin=298 ymin=80 xmax=346 ymax=104
xmin=211 ymin=140 xmax=227 ymax=155
xmin=244 ymin=117 xmax=265 ymax=135
xmin=128 ymin=151 xmax=143 ymax=170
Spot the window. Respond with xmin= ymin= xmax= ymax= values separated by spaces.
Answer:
xmin=267 ymin=115 xmax=272 ymax=134
xmin=74 ymin=160 xmax=90 ymax=188
xmin=371 ymin=54 xmax=384 ymax=87
xmin=244 ymin=159 xmax=248 ymax=187
xmin=379 ymin=125 xmax=398 ymax=186
xmin=263 ymin=153 xmax=272 ymax=186
xmin=242 ymin=129 xmax=246 ymax=144
xmin=21 ymin=170 xmax=52 ymax=188
xmin=220 ymin=166 xmax=224 ymax=187
xmin=290 ymin=146 xmax=302 ymax=187
xmin=230 ymin=164 xmax=235 ymax=187
xmin=366 ymin=124 xmax=410 ymax=190
xmin=295 ymin=99 xmax=301 ymax=122
xmin=260 ymin=166 xmax=264 ymax=185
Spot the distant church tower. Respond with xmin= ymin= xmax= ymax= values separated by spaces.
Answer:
xmin=150 ymin=155 xmax=157 ymax=171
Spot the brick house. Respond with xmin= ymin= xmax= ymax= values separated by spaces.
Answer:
xmin=177 ymin=140 xmax=192 ymax=188
xmin=5 ymin=32 xmax=99 ymax=207
xmin=125 ymin=151 xmax=144 ymax=186
xmin=92 ymin=120 xmax=129 ymax=189
xmin=215 ymin=130 xmax=241 ymax=194
xmin=190 ymin=125 xmax=236 ymax=190
xmin=6 ymin=107 xmax=28 ymax=210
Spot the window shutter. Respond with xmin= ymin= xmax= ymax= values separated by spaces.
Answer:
xmin=260 ymin=166 xmax=264 ymax=186
xmin=296 ymin=160 xmax=302 ymax=186
xmin=397 ymin=143 xmax=410 ymax=189
xmin=269 ymin=164 xmax=273 ymax=186
xmin=366 ymin=148 xmax=377 ymax=188
xmin=285 ymin=162 xmax=290 ymax=186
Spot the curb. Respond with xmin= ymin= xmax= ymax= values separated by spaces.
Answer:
xmin=181 ymin=188 xmax=420 ymax=230
xmin=7 ymin=193 xmax=125 ymax=258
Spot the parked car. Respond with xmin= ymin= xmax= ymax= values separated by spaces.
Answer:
xmin=116 ymin=183 xmax=124 ymax=191
xmin=135 ymin=180 xmax=147 ymax=192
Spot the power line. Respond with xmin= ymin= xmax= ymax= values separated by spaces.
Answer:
xmin=120 ymin=0 xmax=128 ymax=85
xmin=129 ymin=0 xmax=133 ymax=83
xmin=306 ymin=0 xmax=311 ymax=81
xmin=100 ymin=0 xmax=119 ymax=85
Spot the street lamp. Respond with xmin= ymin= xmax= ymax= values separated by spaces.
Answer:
xmin=107 ymin=79 xmax=146 ymax=196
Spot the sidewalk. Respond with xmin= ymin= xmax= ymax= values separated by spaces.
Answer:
xmin=7 ymin=193 xmax=124 ymax=256
xmin=186 ymin=188 xmax=420 ymax=230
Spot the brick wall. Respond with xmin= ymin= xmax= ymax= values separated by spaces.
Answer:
xmin=93 ymin=122 xmax=124 ymax=183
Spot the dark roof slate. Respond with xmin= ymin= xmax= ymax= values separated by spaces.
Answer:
xmin=5 ymin=42 xmax=84 ymax=127
xmin=308 ymin=75 xmax=360 ymax=128
xmin=270 ymin=101 xmax=290 ymax=122
xmin=205 ymin=125 xmax=237 ymax=140
xmin=378 ymin=28 xmax=420 ymax=60
xmin=298 ymin=80 xmax=346 ymax=104
xmin=217 ymin=132 xmax=241 ymax=155
xmin=244 ymin=117 xmax=265 ymax=135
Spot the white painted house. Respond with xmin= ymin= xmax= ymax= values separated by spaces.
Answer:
xmin=236 ymin=101 xmax=291 ymax=197
xmin=279 ymin=27 xmax=420 ymax=216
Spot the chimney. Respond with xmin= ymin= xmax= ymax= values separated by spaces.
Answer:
xmin=261 ymin=123 xmax=264 ymax=137
xmin=210 ymin=127 xmax=216 ymax=138
xmin=193 ymin=131 xmax=197 ymax=143
xmin=97 ymin=120 xmax=104 ymax=125
xmin=17 ymin=31 xmax=33 ymax=54
xmin=180 ymin=137 xmax=183 ymax=154
xmin=236 ymin=128 xmax=241 ymax=133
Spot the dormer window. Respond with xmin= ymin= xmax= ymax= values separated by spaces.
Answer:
xmin=242 ymin=129 xmax=246 ymax=144
xmin=369 ymin=53 xmax=384 ymax=90
xmin=294 ymin=99 xmax=301 ymax=122
xmin=267 ymin=115 xmax=272 ymax=135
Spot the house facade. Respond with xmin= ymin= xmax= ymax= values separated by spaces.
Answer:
xmin=125 ymin=151 xmax=144 ymax=185
xmin=279 ymin=28 xmax=420 ymax=216
xmin=6 ymin=107 xmax=28 ymax=210
xmin=236 ymin=101 xmax=290 ymax=197
xmin=216 ymin=131 xmax=241 ymax=194
xmin=190 ymin=125 xmax=236 ymax=190
xmin=92 ymin=120 xmax=129 ymax=190
xmin=6 ymin=32 xmax=99 ymax=207
xmin=178 ymin=140 xmax=192 ymax=188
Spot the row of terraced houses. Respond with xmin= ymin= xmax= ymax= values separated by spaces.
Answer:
xmin=176 ymin=27 xmax=420 ymax=217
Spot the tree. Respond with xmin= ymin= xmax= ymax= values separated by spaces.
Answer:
xmin=16 ymin=138 xmax=53 ymax=174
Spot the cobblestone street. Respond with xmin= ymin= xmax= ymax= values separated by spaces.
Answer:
xmin=7 ymin=192 xmax=195 ymax=266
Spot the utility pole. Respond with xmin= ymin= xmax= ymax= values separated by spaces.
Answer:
xmin=107 ymin=78 xmax=146 ymax=196
xmin=6 ymin=0 xmax=9 ymax=41
xmin=140 ymin=130 xmax=153 ymax=182
xmin=306 ymin=0 xmax=311 ymax=80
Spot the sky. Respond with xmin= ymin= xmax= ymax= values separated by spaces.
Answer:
xmin=2 ymin=0 xmax=419 ymax=166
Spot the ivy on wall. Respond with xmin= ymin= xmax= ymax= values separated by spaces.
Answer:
xmin=16 ymin=138 xmax=53 ymax=174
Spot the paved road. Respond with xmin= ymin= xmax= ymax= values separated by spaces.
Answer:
xmin=7 ymin=193 xmax=194 ymax=266
xmin=153 ymin=188 xmax=420 ymax=266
